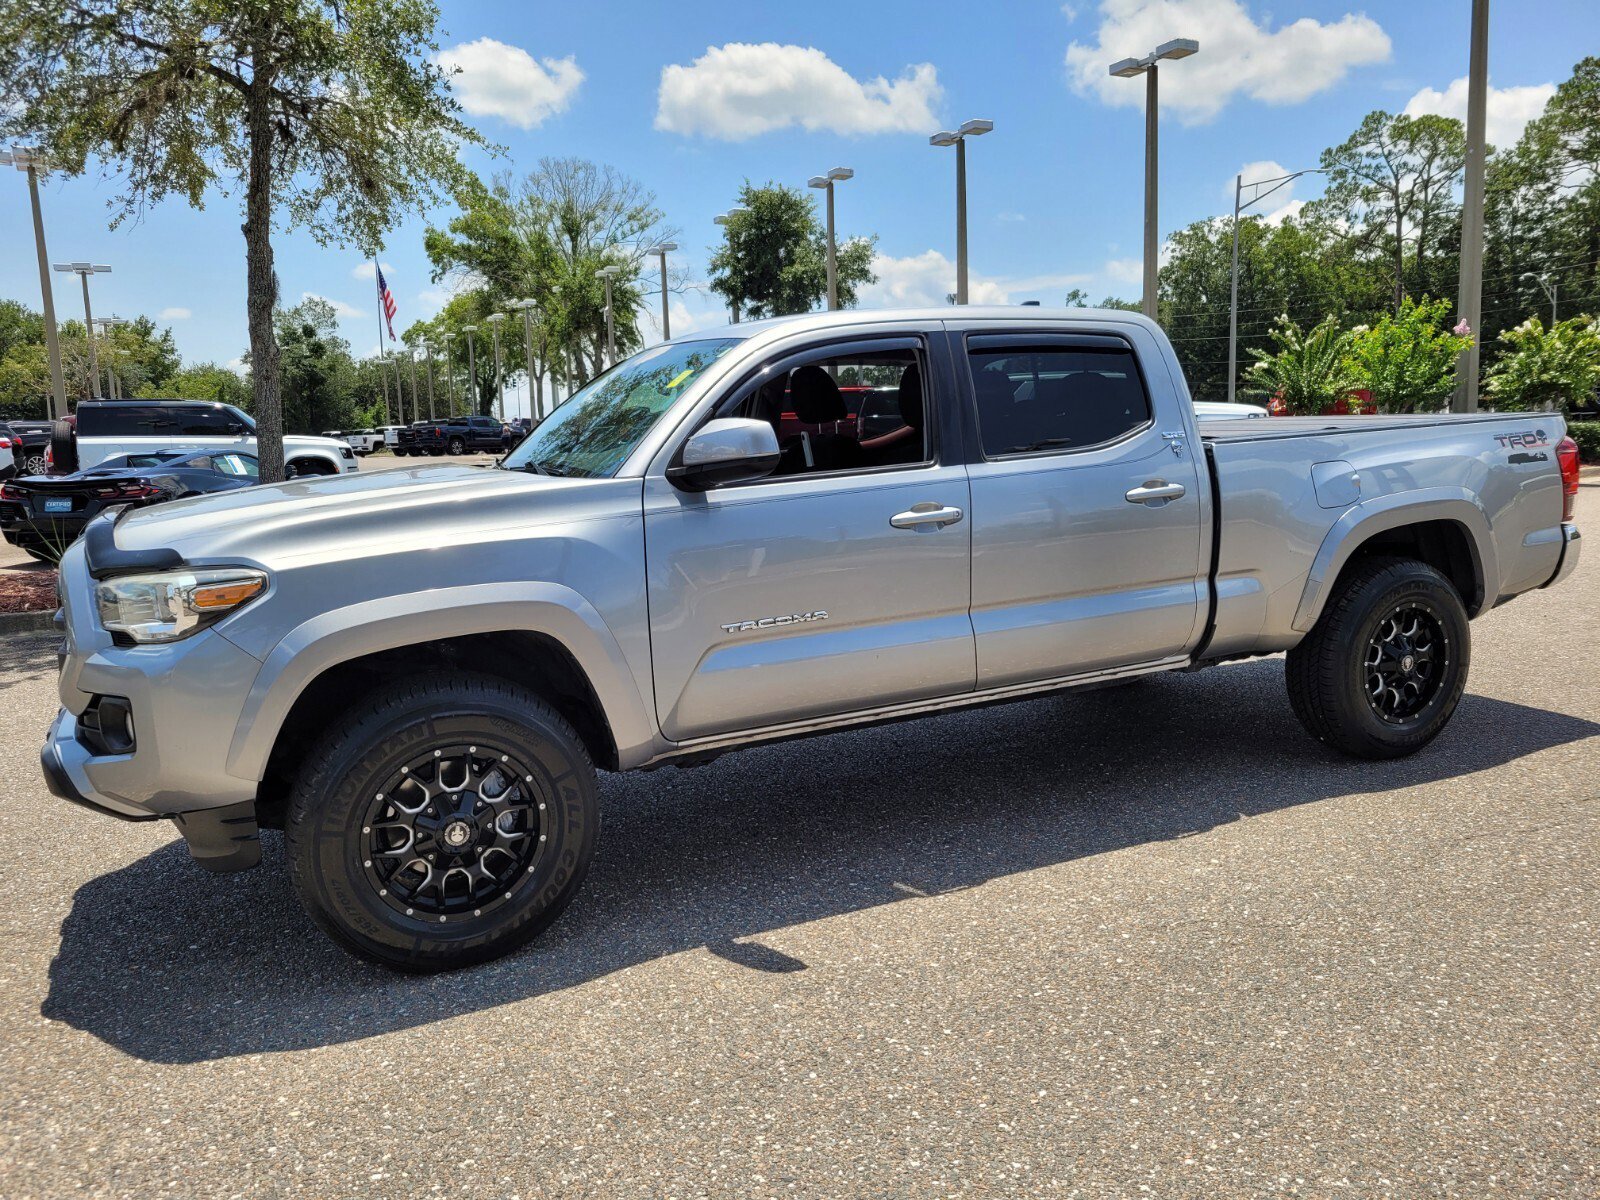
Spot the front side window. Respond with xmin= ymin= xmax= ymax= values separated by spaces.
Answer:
xmin=501 ymin=338 xmax=740 ymax=478
xmin=969 ymin=344 xmax=1152 ymax=457
xmin=718 ymin=343 xmax=930 ymax=478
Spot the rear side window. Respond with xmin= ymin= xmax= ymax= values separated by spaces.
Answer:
xmin=77 ymin=404 xmax=241 ymax=437
xmin=968 ymin=344 xmax=1152 ymax=457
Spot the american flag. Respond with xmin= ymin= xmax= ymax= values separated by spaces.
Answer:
xmin=375 ymin=263 xmax=398 ymax=341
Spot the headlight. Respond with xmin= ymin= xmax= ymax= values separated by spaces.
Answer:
xmin=94 ymin=568 xmax=267 ymax=644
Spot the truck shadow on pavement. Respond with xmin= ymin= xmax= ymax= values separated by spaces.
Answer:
xmin=42 ymin=658 xmax=1600 ymax=1063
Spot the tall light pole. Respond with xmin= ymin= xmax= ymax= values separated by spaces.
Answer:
xmin=929 ymin=121 xmax=994 ymax=304
xmin=375 ymin=355 xmax=392 ymax=423
xmin=714 ymin=209 xmax=750 ymax=322
xmin=1 ymin=148 xmax=67 ymax=419
xmin=404 ymin=346 xmax=421 ymax=425
xmin=1523 ymin=272 xmax=1558 ymax=326
xmin=511 ymin=299 xmax=541 ymax=419
xmin=441 ymin=332 xmax=457 ymax=417
xmin=54 ymin=261 xmax=113 ymax=398
xmin=1227 ymin=167 xmax=1322 ymax=403
xmin=421 ymin=341 xmax=437 ymax=419
xmin=1110 ymin=38 xmax=1199 ymax=320
xmin=94 ymin=315 xmax=127 ymax=398
xmin=485 ymin=313 xmax=507 ymax=420
xmin=1454 ymin=0 xmax=1490 ymax=413
xmin=595 ymin=265 xmax=621 ymax=365
xmin=652 ymin=244 xmax=677 ymax=340
xmin=461 ymin=325 xmax=479 ymax=415
xmin=807 ymin=168 xmax=854 ymax=310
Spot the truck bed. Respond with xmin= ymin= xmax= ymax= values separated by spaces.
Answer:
xmin=1198 ymin=412 xmax=1540 ymax=443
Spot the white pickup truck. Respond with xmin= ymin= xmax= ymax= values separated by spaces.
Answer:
xmin=52 ymin=400 xmax=357 ymax=476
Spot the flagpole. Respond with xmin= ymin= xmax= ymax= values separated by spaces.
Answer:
xmin=372 ymin=257 xmax=391 ymax=424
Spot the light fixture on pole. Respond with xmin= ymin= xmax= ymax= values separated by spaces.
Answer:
xmin=94 ymin=315 xmax=127 ymax=398
xmin=1109 ymin=38 xmax=1199 ymax=321
xmin=1 ymin=147 xmax=68 ymax=418
xmin=595 ymin=265 xmax=622 ymax=366
xmin=1522 ymin=272 xmax=1558 ymax=326
xmin=714 ymin=208 xmax=751 ymax=322
xmin=1227 ymin=166 xmax=1323 ymax=403
xmin=460 ymin=325 xmax=479 ymax=415
xmin=485 ymin=313 xmax=508 ymax=420
xmin=929 ymin=121 xmax=993 ymax=305
xmin=651 ymin=244 xmax=677 ymax=340
xmin=1453 ymin=0 xmax=1489 ymax=413
xmin=54 ymin=261 xmax=113 ymax=398
xmin=807 ymin=169 xmax=853 ymax=310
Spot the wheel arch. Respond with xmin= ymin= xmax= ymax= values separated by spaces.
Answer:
xmin=1293 ymin=491 xmax=1494 ymax=632
xmin=228 ymin=584 xmax=658 ymax=818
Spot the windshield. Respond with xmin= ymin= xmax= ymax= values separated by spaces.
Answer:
xmin=500 ymin=339 xmax=740 ymax=478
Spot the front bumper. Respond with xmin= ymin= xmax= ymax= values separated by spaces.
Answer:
xmin=1545 ymin=523 xmax=1581 ymax=589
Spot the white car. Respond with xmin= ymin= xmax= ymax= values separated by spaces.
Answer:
xmin=1193 ymin=400 xmax=1268 ymax=420
xmin=61 ymin=401 xmax=357 ymax=476
xmin=0 ymin=426 xmax=15 ymax=481
xmin=327 ymin=428 xmax=385 ymax=455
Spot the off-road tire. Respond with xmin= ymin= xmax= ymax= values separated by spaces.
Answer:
xmin=1286 ymin=556 xmax=1470 ymax=760
xmin=49 ymin=420 xmax=77 ymax=474
xmin=285 ymin=673 xmax=599 ymax=972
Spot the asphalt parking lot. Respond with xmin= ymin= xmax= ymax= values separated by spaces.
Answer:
xmin=1 ymin=486 xmax=1596 ymax=1198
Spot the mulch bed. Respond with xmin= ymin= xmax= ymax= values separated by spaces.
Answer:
xmin=0 ymin=566 xmax=56 ymax=615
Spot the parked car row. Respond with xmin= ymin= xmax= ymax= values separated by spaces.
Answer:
xmin=321 ymin=428 xmax=386 ymax=455
xmin=394 ymin=415 xmax=524 ymax=456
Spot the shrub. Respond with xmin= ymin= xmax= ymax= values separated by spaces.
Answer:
xmin=1484 ymin=316 xmax=1600 ymax=413
xmin=1568 ymin=420 xmax=1600 ymax=464
xmin=1346 ymin=296 xmax=1473 ymax=413
xmin=1245 ymin=315 xmax=1359 ymax=415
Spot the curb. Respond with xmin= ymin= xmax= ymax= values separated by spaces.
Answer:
xmin=0 ymin=609 xmax=56 ymax=634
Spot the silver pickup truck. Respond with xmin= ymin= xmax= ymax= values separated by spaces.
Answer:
xmin=41 ymin=308 xmax=1582 ymax=971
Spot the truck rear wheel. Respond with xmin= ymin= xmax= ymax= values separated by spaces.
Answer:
xmin=447 ymin=436 xmax=466 ymax=455
xmin=1286 ymin=557 xmax=1470 ymax=760
xmin=49 ymin=420 xmax=77 ymax=474
xmin=285 ymin=673 xmax=598 ymax=972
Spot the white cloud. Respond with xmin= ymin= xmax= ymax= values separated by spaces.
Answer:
xmin=225 ymin=357 xmax=246 ymax=375
xmin=1403 ymin=76 xmax=1556 ymax=151
xmin=437 ymin=38 xmax=584 ymax=130
xmin=1064 ymin=0 xmax=1392 ymax=125
xmin=301 ymin=291 xmax=365 ymax=319
xmin=158 ymin=306 xmax=191 ymax=320
xmin=1103 ymin=256 xmax=1143 ymax=285
xmin=997 ymin=211 xmax=1027 ymax=223
xmin=351 ymin=261 xmax=395 ymax=282
xmin=858 ymin=250 xmax=1009 ymax=308
xmin=656 ymin=43 xmax=941 ymax=140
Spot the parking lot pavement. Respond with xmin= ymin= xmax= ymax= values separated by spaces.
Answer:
xmin=1 ymin=492 xmax=1597 ymax=1198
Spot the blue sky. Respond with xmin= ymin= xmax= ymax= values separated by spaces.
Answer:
xmin=3 ymin=0 xmax=1596 ymax=417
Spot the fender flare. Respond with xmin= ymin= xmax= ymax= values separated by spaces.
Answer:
xmin=224 ymin=581 xmax=657 ymax=780
xmin=285 ymin=449 xmax=344 ymax=475
xmin=1291 ymin=489 xmax=1496 ymax=632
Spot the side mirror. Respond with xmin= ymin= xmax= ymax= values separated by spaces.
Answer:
xmin=668 ymin=418 xmax=780 ymax=491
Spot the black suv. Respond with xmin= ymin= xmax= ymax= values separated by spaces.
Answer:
xmin=396 ymin=415 xmax=507 ymax=456
xmin=4 ymin=420 xmax=53 ymax=476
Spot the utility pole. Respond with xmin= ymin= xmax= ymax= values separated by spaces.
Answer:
xmin=653 ymin=245 xmax=676 ymax=339
xmin=461 ymin=326 xmax=479 ymax=415
xmin=55 ymin=262 xmax=112 ymax=399
xmin=928 ymin=124 xmax=993 ymax=304
xmin=1453 ymin=0 xmax=1489 ymax=413
xmin=485 ymin=314 xmax=507 ymax=420
xmin=422 ymin=342 xmax=436 ymax=419
xmin=2 ymin=148 xmax=68 ymax=418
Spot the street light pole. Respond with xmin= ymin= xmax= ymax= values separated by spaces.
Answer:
xmin=376 ymin=356 xmax=391 ymax=422
xmin=1454 ymin=0 xmax=1490 ymax=413
xmin=595 ymin=266 xmax=620 ymax=365
xmin=1227 ymin=166 xmax=1322 ymax=403
xmin=1110 ymin=38 xmax=1200 ymax=321
xmin=421 ymin=342 xmax=436 ymax=419
xmin=461 ymin=326 xmax=479 ymax=415
xmin=807 ymin=170 xmax=853 ymax=310
xmin=1 ymin=148 xmax=68 ymax=419
xmin=714 ymin=209 xmax=750 ymax=322
xmin=1524 ymin=273 xmax=1558 ymax=326
xmin=929 ymin=123 xmax=993 ymax=304
xmin=653 ymin=244 xmax=677 ymax=339
xmin=512 ymin=299 xmax=542 ymax=419
xmin=55 ymin=262 xmax=112 ymax=399
xmin=485 ymin=313 xmax=507 ymax=420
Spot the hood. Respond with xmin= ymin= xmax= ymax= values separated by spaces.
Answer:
xmin=110 ymin=463 xmax=619 ymax=566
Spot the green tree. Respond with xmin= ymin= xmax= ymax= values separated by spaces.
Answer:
xmin=1314 ymin=111 xmax=1466 ymax=312
xmin=1 ymin=0 xmax=480 ymax=479
xmin=268 ymin=295 xmax=361 ymax=433
xmin=708 ymin=183 xmax=877 ymax=320
xmin=1346 ymin=296 xmax=1472 ymax=412
xmin=1485 ymin=316 xmax=1600 ymax=412
xmin=148 ymin=362 xmax=252 ymax=406
xmin=1245 ymin=315 xmax=1358 ymax=414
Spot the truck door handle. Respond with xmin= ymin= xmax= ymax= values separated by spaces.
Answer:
xmin=890 ymin=503 xmax=965 ymax=530
xmin=1125 ymin=481 xmax=1186 ymax=505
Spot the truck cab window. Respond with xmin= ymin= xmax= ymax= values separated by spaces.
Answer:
xmin=724 ymin=345 xmax=929 ymax=478
xmin=969 ymin=346 xmax=1152 ymax=457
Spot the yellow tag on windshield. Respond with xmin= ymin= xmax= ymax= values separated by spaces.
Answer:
xmin=665 ymin=368 xmax=695 ymax=390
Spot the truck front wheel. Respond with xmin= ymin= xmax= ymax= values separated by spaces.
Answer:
xmin=285 ymin=674 xmax=599 ymax=971
xmin=1286 ymin=557 xmax=1470 ymax=760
